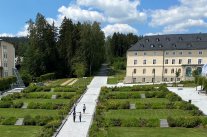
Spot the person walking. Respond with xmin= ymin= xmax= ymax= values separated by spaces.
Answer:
xmin=73 ymin=104 xmax=76 ymax=113
xmin=83 ymin=104 xmax=86 ymax=113
xmin=73 ymin=111 xmax=76 ymax=122
xmin=79 ymin=112 xmax=82 ymax=122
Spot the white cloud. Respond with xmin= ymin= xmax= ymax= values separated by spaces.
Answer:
xmin=16 ymin=24 xmax=29 ymax=37
xmin=102 ymin=24 xmax=138 ymax=37
xmin=0 ymin=24 xmax=28 ymax=37
xmin=150 ymin=0 xmax=207 ymax=33
xmin=163 ymin=19 xmax=207 ymax=33
xmin=77 ymin=0 xmax=147 ymax=23
xmin=57 ymin=5 xmax=105 ymax=23
xmin=0 ymin=33 xmax=14 ymax=37
xmin=144 ymin=32 xmax=162 ymax=36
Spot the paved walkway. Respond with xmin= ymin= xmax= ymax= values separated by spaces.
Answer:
xmin=168 ymin=87 xmax=207 ymax=115
xmin=56 ymin=67 xmax=108 ymax=137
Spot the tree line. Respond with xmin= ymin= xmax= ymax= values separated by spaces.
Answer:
xmin=1 ymin=13 xmax=142 ymax=81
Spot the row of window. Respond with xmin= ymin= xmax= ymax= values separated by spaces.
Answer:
xmin=133 ymin=68 xmax=181 ymax=74
xmin=134 ymin=59 xmax=203 ymax=65
xmin=135 ymin=77 xmax=181 ymax=83
xmin=134 ymin=51 xmax=203 ymax=56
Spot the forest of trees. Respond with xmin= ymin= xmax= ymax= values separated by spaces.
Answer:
xmin=0 ymin=13 xmax=142 ymax=81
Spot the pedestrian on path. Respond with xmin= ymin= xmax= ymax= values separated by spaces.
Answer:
xmin=79 ymin=112 xmax=82 ymax=122
xmin=73 ymin=111 xmax=76 ymax=122
xmin=83 ymin=104 xmax=86 ymax=113
xmin=73 ymin=104 xmax=76 ymax=113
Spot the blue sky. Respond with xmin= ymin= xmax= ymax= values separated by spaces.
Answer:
xmin=0 ymin=0 xmax=207 ymax=37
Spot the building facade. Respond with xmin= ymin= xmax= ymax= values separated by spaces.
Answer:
xmin=0 ymin=40 xmax=15 ymax=78
xmin=125 ymin=33 xmax=207 ymax=83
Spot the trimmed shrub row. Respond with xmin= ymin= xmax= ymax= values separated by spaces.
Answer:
xmin=24 ymin=115 xmax=56 ymax=126
xmin=106 ymin=101 xmax=130 ymax=110
xmin=0 ymin=116 xmax=17 ymax=125
xmin=27 ymin=102 xmax=66 ymax=110
xmin=0 ymin=101 xmax=23 ymax=108
xmin=105 ymin=92 xmax=141 ymax=99
xmin=22 ymin=86 xmax=51 ymax=93
xmin=106 ymin=118 xmax=159 ymax=127
xmin=0 ymin=76 xmax=16 ymax=91
xmin=167 ymin=116 xmax=201 ymax=128
xmin=37 ymin=73 xmax=55 ymax=82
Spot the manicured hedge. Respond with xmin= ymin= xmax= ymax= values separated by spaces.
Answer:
xmin=38 ymin=73 xmax=55 ymax=82
xmin=22 ymin=86 xmax=51 ymax=93
xmin=106 ymin=101 xmax=130 ymax=110
xmin=0 ymin=76 xmax=16 ymax=91
xmin=106 ymin=92 xmax=140 ymax=99
xmin=27 ymin=102 xmax=65 ymax=110
xmin=54 ymin=87 xmax=76 ymax=92
xmin=106 ymin=118 xmax=159 ymax=127
xmin=24 ymin=115 xmax=55 ymax=126
xmin=0 ymin=117 xmax=17 ymax=125
xmin=167 ymin=116 xmax=201 ymax=128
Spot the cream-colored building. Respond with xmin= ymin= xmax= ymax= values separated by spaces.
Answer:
xmin=0 ymin=40 xmax=15 ymax=78
xmin=125 ymin=33 xmax=207 ymax=83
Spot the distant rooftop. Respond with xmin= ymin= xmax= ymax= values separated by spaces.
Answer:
xmin=128 ymin=33 xmax=207 ymax=51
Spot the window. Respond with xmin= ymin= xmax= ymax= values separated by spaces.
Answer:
xmin=164 ymin=78 xmax=167 ymax=82
xmin=198 ymin=59 xmax=202 ymax=64
xmin=134 ymin=52 xmax=138 ymax=56
xmin=165 ymin=69 xmax=168 ymax=74
xmin=166 ymin=37 xmax=170 ymax=41
xmin=142 ymin=78 xmax=145 ymax=82
xmin=152 ymin=78 xmax=155 ymax=83
xmin=152 ymin=69 xmax=155 ymax=74
xmin=171 ymin=69 xmax=174 ymax=74
xmin=134 ymin=60 xmax=137 ymax=65
xmin=173 ymin=52 xmax=176 ymax=55
xmin=171 ymin=78 xmax=174 ymax=81
xmin=179 ymin=59 xmax=182 ymax=64
xmin=178 ymin=69 xmax=181 ymax=73
xmin=197 ymin=67 xmax=202 ymax=75
xmin=146 ymin=39 xmax=149 ymax=42
xmin=179 ymin=51 xmax=183 ymax=55
xmin=153 ymin=59 xmax=156 ymax=64
xmin=165 ymin=59 xmax=168 ymax=64
xmin=144 ymin=52 xmax=147 ymax=55
xmin=165 ymin=52 xmax=169 ymax=55
xmin=172 ymin=59 xmax=175 ymax=64
xmin=188 ymin=51 xmax=192 ymax=55
xmin=143 ymin=60 xmax=146 ymax=64
xmin=156 ymin=38 xmax=160 ymax=42
xmin=188 ymin=59 xmax=191 ymax=64
xmin=186 ymin=67 xmax=192 ymax=77
xmin=143 ymin=69 xmax=146 ymax=74
xmin=199 ymin=51 xmax=202 ymax=55
xmin=4 ymin=62 xmax=7 ymax=67
xmin=179 ymin=37 xmax=183 ymax=41
xmin=151 ymin=44 xmax=155 ymax=48
xmin=3 ymin=53 xmax=7 ymax=58
xmin=177 ymin=78 xmax=181 ymax=81
xmin=3 ymin=45 xmax=7 ymax=49
xmin=159 ymin=44 xmax=163 ymax=48
xmin=133 ymin=69 xmax=137 ymax=74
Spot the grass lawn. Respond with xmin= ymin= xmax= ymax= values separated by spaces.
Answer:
xmin=13 ymin=99 xmax=70 ymax=104
xmin=97 ymin=127 xmax=207 ymax=137
xmin=107 ymin=70 xmax=125 ymax=84
xmin=0 ymin=108 xmax=59 ymax=118
xmin=0 ymin=125 xmax=42 ymax=137
xmin=108 ymin=98 xmax=170 ymax=104
xmin=73 ymin=77 xmax=93 ymax=87
xmin=46 ymin=78 xmax=69 ymax=86
xmin=105 ymin=109 xmax=192 ymax=119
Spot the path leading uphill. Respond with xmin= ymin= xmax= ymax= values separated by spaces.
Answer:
xmin=56 ymin=65 xmax=108 ymax=137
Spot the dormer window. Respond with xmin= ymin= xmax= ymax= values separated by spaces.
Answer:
xmin=156 ymin=38 xmax=160 ymax=42
xmin=159 ymin=44 xmax=163 ymax=48
xmin=151 ymin=44 xmax=155 ymax=48
xmin=197 ymin=37 xmax=201 ymax=40
xmin=140 ymin=44 xmax=144 ymax=47
xmin=179 ymin=37 xmax=183 ymax=41
xmin=146 ymin=39 xmax=149 ymax=42
xmin=172 ymin=43 xmax=176 ymax=47
xmin=166 ymin=37 xmax=170 ymax=41
xmin=187 ymin=43 xmax=192 ymax=48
